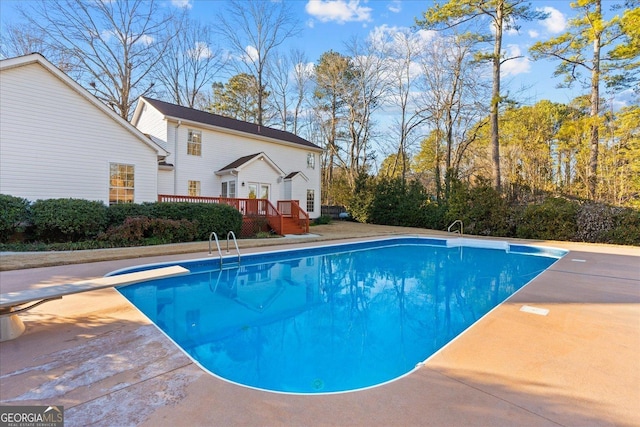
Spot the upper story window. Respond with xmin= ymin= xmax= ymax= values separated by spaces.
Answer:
xmin=307 ymin=153 xmax=315 ymax=169
xmin=109 ymin=163 xmax=134 ymax=205
xmin=188 ymin=180 xmax=201 ymax=196
xmin=187 ymin=130 xmax=202 ymax=156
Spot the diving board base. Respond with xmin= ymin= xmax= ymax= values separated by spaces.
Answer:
xmin=0 ymin=312 xmax=25 ymax=342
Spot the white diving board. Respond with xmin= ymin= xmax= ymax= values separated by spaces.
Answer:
xmin=0 ymin=265 xmax=190 ymax=341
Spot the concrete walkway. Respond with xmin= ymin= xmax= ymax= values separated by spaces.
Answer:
xmin=1 ymin=222 xmax=638 ymax=426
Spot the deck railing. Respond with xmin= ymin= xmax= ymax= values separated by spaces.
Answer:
xmin=278 ymin=200 xmax=310 ymax=233
xmin=157 ymin=194 xmax=308 ymax=235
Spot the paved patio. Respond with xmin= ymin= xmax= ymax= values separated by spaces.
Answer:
xmin=1 ymin=223 xmax=639 ymax=426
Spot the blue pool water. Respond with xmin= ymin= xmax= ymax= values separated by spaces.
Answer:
xmin=115 ymin=237 xmax=566 ymax=394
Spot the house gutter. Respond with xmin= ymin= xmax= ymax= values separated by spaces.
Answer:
xmin=174 ymin=120 xmax=181 ymax=194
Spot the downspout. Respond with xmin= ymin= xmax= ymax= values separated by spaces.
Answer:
xmin=174 ymin=120 xmax=181 ymax=194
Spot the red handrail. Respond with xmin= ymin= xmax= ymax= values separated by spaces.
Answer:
xmin=278 ymin=200 xmax=310 ymax=233
xmin=157 ymin=194 xmax=305 ymax=235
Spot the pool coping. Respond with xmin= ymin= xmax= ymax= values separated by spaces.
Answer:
xmin=1 ymin=226 xmax=638 ymax=426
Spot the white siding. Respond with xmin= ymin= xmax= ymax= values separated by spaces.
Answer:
xmin=135 ymin=107 xmax=323 ymax=218
xmin=131 ymin=103 xmax=168 ymax=150
xmin=0 ymin=63 xmax=158 ymax=203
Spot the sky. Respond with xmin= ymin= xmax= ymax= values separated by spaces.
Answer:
xmin=0 ymin=0 xmax=634 ymax=110
xmin=174 ymin=0 xmax=633 ymax=110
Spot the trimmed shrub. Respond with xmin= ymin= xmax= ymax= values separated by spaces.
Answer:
xmin=98 ymin=216 xmax=197 ymax=246
xmin=0 ymin=194 xmax=30 ymax=242
xmin=149 ymin=202 xmax=242 ymax=240
xmin=106 ymin=203 xmax=152 ymax=227
xmin=31 ymin=198 xmax=108 ymax=242
xmin=516 ymin=197 xmax=578 ymax=241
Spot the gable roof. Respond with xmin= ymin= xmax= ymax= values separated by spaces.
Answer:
xmin=137 ymin=97 xmax=322 ymax=151
xmin=216 ymin=152 xmax=285 ymax=176
xmin=0 ymin=53 xmax=169 ymax=158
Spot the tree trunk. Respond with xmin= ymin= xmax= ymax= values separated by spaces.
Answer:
xmin=490 ymin=1 xmax=504 ymax=191
xmin=588 ymin=0 xmax=602 ymax=199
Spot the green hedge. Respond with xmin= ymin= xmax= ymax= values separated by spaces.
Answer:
xmin=0 ymin=194 xmax=30 ymax=242
xmin=31 ymin=198 xmax=108 ymax=243
xmin=515 ymin=197 xmax=578 ymax=241
xmin=149 ymin=202 xmax=242 ymax=240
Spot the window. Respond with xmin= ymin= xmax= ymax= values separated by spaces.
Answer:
xmin=109 ymin=163 xmax=134 ymax=205
xmin=306 ymin=189 xmax=315 ymax=212
xmin=307 ymin=153 xmax=315 ymax=169
xmin=188 ymin=180 xmax=200 ymax=196
xmin=260 ymin=184 xmax=269 ymax=200
xmin=221 ymin=181 xmax=236 ymax=198
xmin=187 ymin=130 xmax=202 ymax=156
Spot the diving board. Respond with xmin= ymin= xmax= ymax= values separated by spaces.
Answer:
xmin=0 ymin=265 xmax=189 ymax=342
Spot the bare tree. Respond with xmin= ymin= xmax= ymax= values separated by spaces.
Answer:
xmin=19 ymin=0 xmax=182 ymax=119
xmin=0 ymin=22 xmax=74 ymax=71
xmin=342 ymin=36 xmax=391 ymax=187
xmin=155 ymin=18 xmax=226 ymax=109
xmin=376 ymin=27 xmax=432 ymax=182
xmin=419 ymin=32 xmax=489 ymax=198
xmin=216 ymin=0 xmax=301 ymax=126
xmin=267 ymin=49 xmax=312 ymax=133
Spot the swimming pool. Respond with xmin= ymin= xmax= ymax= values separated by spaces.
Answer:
xmin=114 ymin=237 xmax=566 ymax=394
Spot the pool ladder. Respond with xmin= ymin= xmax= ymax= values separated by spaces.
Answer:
xmin=209 ymin=231 xmax=241 ymax=268
xmin=448 ymin=220 xmax=464 ymax=235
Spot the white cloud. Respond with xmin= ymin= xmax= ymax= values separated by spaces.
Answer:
xmin=137 ymin=34 xmax=154 ymax=46
xmin=388 ymin=0 xmax=401 ymax=13
xmin=187 ymin=42 xmax=212 ymax=60
xmin=244 ymin=45 xmax=259 ymax=63
xmin=305 ymin=0 xmax=373 ymax=24
xmin=538 ymin=7 xmax=566 ymax=34
xmin=171 ymin=0 xmax=192 ymax=9
xmin=501 ymin=44 xmax=531 ymax=77
xmin=528 ymin=29 xmax=539 ymax=38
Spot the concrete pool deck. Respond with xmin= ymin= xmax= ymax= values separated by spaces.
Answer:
xmin=1 ymin=222 xmax=639 ymax=426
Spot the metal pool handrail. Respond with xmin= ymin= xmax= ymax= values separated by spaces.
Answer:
xmin=448 ymin=220 xmax=464 ymax=235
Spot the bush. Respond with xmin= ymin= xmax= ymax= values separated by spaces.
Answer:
xmin=0 ymin=194 xmax=30 ymax=242
xmin=150 ymin=202 xmax=242 ymax=240
xmin=346 ymin=172 xmax=375 ymax=223
xmin=313 ymin=215 xmax=332 ymax=225
xmin=106 ymin=203 xmax=152 ymax=227
xmin=516 ymin=197 xmax=578 ymax=241
xmin=98 ymin=216 xmax=197 ymax=245
xmin=602 ymin=208 xmax=640 ymax=245
xmin=31 ymin=198 xmax=108 ymax=242
xmin=576 ymin=202 xmax=616 ymax=243
xmin=446 ymin=180 xmax=511 ymax=236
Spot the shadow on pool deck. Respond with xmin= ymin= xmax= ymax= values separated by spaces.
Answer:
xmin=1 ymin=223 xmax=639 ymax=426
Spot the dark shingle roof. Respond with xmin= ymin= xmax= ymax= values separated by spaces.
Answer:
xmin=218 ymin=153 xmax=261 ymax=171
xmin=142 ymin=97 xmax=321 ymax=150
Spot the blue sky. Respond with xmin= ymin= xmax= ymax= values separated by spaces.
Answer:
xmin=0 ymin=0 xmax=633 ymax=109
xmin=179 ymin=0 xmax=633 ymax=108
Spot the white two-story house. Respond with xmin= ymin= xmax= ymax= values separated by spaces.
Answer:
xmin=131 ymin=97 xmax=323 ymax=224
xmin=0 ymin=54 xmax=168 ymax=205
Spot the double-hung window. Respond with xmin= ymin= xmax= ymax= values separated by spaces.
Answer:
xmin=187 ymin=130 xmax=202 ymax=156
xmin=109 ymin=163 xmax=134 ymax=205
xmin=188 ymin=180 xmax=201 ymax=196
